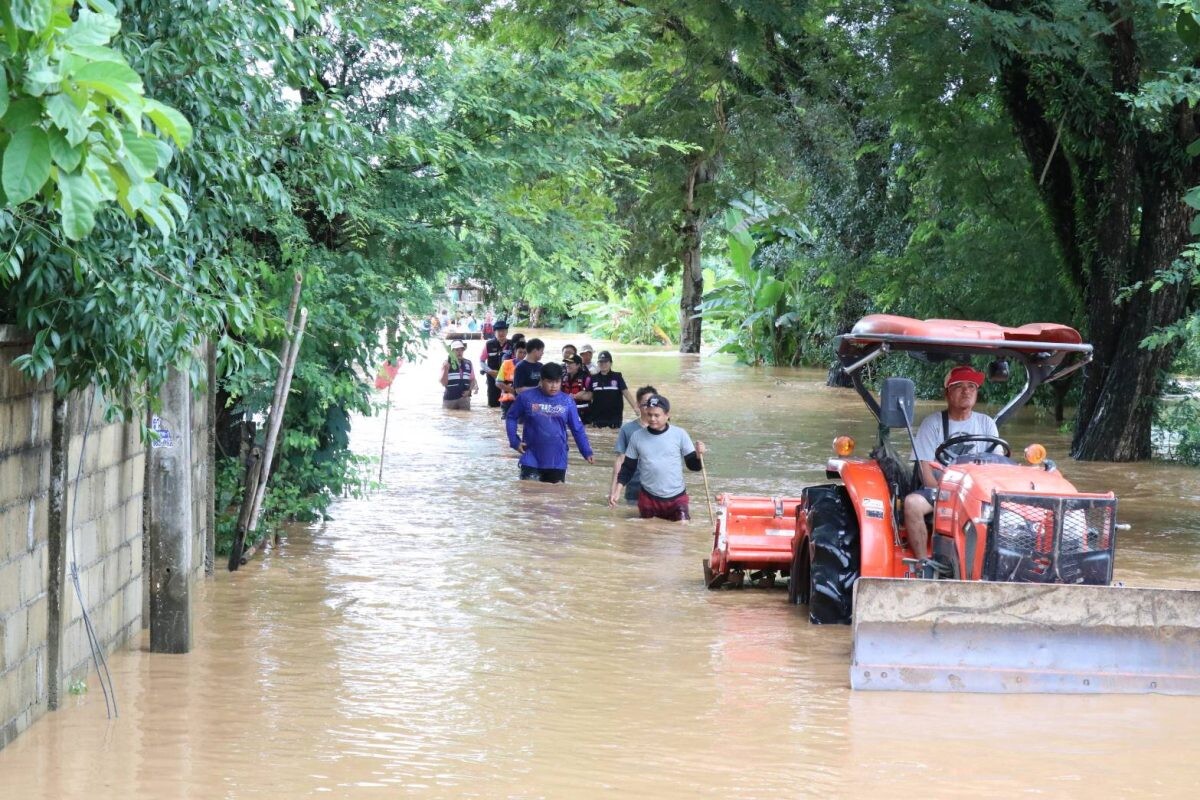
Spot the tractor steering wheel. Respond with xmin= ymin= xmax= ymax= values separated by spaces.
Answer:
xmin=934 ymin=434 xmax=1011 ymax=466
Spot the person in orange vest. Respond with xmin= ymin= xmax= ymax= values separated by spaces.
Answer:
xmin=496 ymin=338 xmax=526 ymax=419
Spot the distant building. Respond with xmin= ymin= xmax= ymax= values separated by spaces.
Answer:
xmin=445 ymin=278 xmax=489 ymax=313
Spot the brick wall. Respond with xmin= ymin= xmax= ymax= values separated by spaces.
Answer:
xmin=0 ymin=330 xmax=213 ymax=749
xmin=0 ymin=331 xmax=53 ymax=750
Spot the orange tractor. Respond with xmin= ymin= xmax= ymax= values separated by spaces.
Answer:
xmin=705 ymin=315 xmax=1200 ymax=694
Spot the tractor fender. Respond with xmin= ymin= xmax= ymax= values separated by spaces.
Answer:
xmin=831 ymin=458 xmax=901 ymax=579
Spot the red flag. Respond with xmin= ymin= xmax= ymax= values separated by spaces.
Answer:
xmin=375 ymin=359 xmax=401 ymax=390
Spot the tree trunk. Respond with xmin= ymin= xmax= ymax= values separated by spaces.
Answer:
xmin=994 ymin=10 xmax=1200 ymax=460
xmin=679 ymin=155 xmax=717 ymax=353
xmin=1072 ymin=167 xmax=1194 ymax=459
xmin=679 ymin=206 xmax=704 ymax=353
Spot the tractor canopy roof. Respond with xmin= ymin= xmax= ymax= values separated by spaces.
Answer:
xmin=837 ymin=315 xmax=1087 ymax=361
xmin=835 ymin=315 xmax=1093 ymax=427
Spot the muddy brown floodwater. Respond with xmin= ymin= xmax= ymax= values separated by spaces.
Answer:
xmin=3 ymin=336 xmax=1200 ymax=798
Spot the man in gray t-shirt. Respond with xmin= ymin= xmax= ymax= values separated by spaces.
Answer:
xmin=904 ymin=365 xmax=1001 ymax=563
xmin=609 ymin=385 xmax=658 ymax=505
xmin=610 ymin=395 xmax=706 ymax=522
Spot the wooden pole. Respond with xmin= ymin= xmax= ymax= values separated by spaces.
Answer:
xmin=227 ymin=447 xmax=262 ymax=572
xmin=247 ymin=307 xmax=308 ymax=536
xmin=700 ymin=459 xmax=715 ymax=528
xmin=378 ymin=370 xmax=395 ymax=482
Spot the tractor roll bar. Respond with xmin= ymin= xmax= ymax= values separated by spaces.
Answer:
xmin=838 ymin=341 xmax=1093 ymax=428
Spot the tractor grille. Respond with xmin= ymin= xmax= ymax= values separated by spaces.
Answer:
xmin=984 ymin=493 xmax=1117 ymax=585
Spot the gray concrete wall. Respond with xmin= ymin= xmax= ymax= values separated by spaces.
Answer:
xmin=0 ymin=329 xmax=212 ymax=749
xmin=0 ymin=329 xmax=53 ymax=749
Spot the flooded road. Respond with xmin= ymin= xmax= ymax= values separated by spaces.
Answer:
xmin=3 ymin=337 xmax=1200 ymax=797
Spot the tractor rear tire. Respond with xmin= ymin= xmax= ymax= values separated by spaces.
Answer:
xmin=807 ymin=489 xmax=859 ymax=625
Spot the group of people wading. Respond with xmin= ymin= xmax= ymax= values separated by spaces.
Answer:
xmin=436 ymin=321 xmax=706 ymax=521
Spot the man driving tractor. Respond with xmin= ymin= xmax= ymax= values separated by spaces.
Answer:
xmin=903 ymin=365 xmax=999 ymax=564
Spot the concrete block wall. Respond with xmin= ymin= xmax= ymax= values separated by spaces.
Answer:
xmin=0 ymin=330 xmax=213 ymax=750
xmin=0 ymin=331 xmax=53 ymax=750
xmin=59 ymin=389 xmax=146 ymax=688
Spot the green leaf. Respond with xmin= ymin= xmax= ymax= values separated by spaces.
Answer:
xmin=62 ymin=8 xmax=120 ymax=48
xmin=754 ymin=279 xmax=786 ymax=310
xmin=1178 ymin=14 xmax=1200 ymax=48
xmin=140 ymin=203 xmax=173 ymax=238
xmin=0 ymin=69 xmax=8 ymax=120
xmin=121 ymin=128 xmax=158 ymax=178
xmin=59 ymin=170 xmax=101 ymax=239
xmin=48 ymin=128 xmax=83 ymax=172
xmin=1190 ymin=214 xmax=1200 ymax=236
xmin=45 ymin=93 xmax=91 ymax=146
xmin=1185 ymin=186 xmax=1200 ymax=210
xmin=3 ymin=97 xmax=42 ymax=130
xmin=1189 ymin=139 xmax=1200 ymax=159
xmin=3 ymin=126 xmax=51 ymax=203
xmin=162 ymin=188 xmax=187 ymax=221
xmin=10 ymin=0 xmax=51 ymax=33
xmin=144 ymin=99 xmax=192 ymax=148
xmin=73 ymin=59 xmax=143 ymax=104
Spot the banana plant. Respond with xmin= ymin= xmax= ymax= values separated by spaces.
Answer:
xmin=697 ymin=206 xmax=809 ymax=364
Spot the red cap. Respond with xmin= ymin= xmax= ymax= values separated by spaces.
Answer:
xmin=944 ymin=365 xmax=984 ymax=388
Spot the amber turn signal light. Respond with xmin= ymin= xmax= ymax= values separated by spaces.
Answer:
xmin=1024 ymin=443 xmax=1047 ymax=465
xmin=833 ymin=435 xmax=855 ymax=457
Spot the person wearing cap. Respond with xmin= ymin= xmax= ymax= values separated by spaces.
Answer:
xmin=440 ymin=340 xmax=478 ymax=410
xmin=610 ymin=394 xmax=706 ymax=521
xmin=562 ymin=354 xmax=593 ymax=423
xmin=903 ymin=364 xmax=1000 ymax=562
xmin=505 ymin=362 xmax=595 ymax=483
xmin=480 ymin=319 xmax=513 ymax=408
xmin=588 ymin=350 xmax=637 ymax=428
xmin=496 ymin=337 xmax=526 ymax=419
xmin=609 ymin=385 xmax=658 ymax=506
xmin=561 ymin=343 xmax=578 ymax=362
xmin=513 ymin=338 xmax=546 ymax=395
xmin=579 ymin=344 xmax=599 ymax=376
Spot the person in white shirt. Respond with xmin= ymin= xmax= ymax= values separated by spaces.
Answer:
xmin=903 ymin=365 xmax=999 ymax=562
xmin=579 ymin=344 xmax=600 ymax=376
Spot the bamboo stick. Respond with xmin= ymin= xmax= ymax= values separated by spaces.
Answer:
xmin=227 ymin=447 xmax=262 ymax=571
xmin=248 ymin=307 xmax=309 ymax=537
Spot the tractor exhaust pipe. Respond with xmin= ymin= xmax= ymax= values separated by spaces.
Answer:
xmin=851 ymin=578 xmax=1200 ymax=694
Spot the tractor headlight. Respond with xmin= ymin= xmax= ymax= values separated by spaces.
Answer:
xmin=979 ymin=502 xmax=994 ymax=524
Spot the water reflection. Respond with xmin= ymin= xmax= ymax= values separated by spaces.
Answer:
xmin=1 ymin=337 xmax=1198 ymax=797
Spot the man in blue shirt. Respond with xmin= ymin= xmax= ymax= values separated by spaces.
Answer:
xmin=505 ymin=362 xmax=594 ymax=483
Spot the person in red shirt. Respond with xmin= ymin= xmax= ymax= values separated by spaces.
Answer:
xmin=561 ymin=354 xmax=593 ymax=424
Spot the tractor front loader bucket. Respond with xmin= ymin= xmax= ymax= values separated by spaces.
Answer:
xmin=851 ymin=578 xmax=1200 ymax=694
